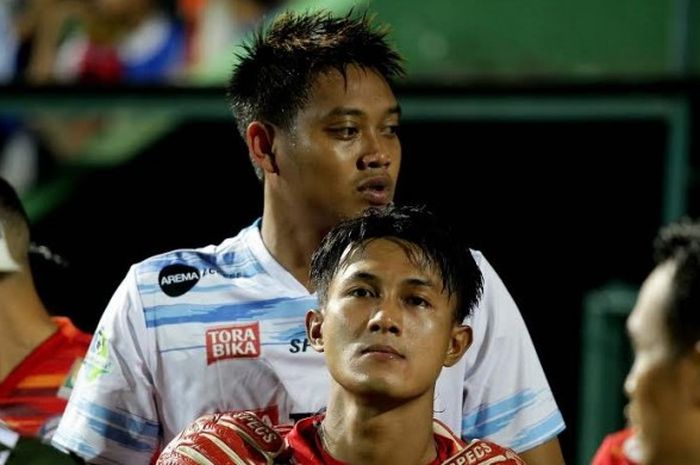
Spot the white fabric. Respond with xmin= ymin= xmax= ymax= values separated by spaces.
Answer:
xmin=0 ymin=222 xmax=19 ymax=272
xmin=53 ymin=220 xmax=563 ymax=464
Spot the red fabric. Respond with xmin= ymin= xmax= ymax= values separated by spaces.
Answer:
xmin=79 ymin=43 xmax=123 ymax=83
xmin=0 ymin=317 xmax=91 ymax=437
xmin=158 ymin=411 xmax=526 ymax=465
xmin=288 ymin=415 xmax=471 ymax=465
xmin=592 ymin=428 xmax=640 ymax=465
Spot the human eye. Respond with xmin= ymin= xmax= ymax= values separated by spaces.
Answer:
xmin=405 ymin=294 xmax=432 ymax=309
xmin=347 ymin=287 xmax=374 ymax=298
xmin=382 ymin=123 xmax=400 ymax=137
xmin=328 ymin=125 xmax=359 ymax=140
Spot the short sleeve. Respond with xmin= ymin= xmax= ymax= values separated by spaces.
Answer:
xmin=459 ymin=252 xmax=565 ymax=453
xmin=53 ymin=268 xmax=161 ymax=465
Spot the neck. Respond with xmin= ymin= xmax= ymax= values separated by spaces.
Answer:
xmin=260 ymin=189 xmax=334 ymax=290
xmin=320 ymin=385 xmax=437 ymax=465
xmin=0 ymin=274 xmax=56 ymax=381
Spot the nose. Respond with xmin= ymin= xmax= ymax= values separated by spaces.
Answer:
xmin=357 ymin=131 xmax=393 ymax=170
xmin=368 ymin=303 xmax=401 ymax=335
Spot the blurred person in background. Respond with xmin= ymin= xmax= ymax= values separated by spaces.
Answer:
xmin=4 ymin=0 xmax=189 ymax=198
xmin=0 ymin=177 xmax=91 ymax=464
xmin=180 ymin=0 xmax=287 ymax=83
xmin=0 ymin=2 xmax=18 ymax=83
xmin=15 ymin=0 xmax=186 ymax=84
xmin=592 ymin=428 xmax=640 ymax=465
xmin=54 ymin=10 xmax=565 ymax=465
xmin=592 ymin=219 xmax=700 ymax=465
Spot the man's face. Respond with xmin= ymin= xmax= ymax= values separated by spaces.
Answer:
xmin=625 ymin=261 xmax=695 ymax=465
xmin=270 ymin=65 xmax=401 ymax=228
xmin=309 ymin=239 xmax=470 ymax=402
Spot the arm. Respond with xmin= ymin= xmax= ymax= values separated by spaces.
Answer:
xmin=20 ymin=0 xmax=86 ymax=83
xmin=519 ymin=437 xmax=566 ymax=465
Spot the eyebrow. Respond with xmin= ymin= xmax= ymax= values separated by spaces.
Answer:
xmin=325 ymin=104 xmax=402 ymax=119
xmin=344 ymin=271 xmax=435 ymax=288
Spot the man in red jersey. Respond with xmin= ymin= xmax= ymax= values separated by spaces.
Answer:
xmin=592 ymin=428 xmax=640 ymax=465
xmin=593 ymin=218 xmax=700 ymax=465
xmin=157 ymin=205 xmax=526 ymax=465
xmin=0 ymin=177 xmax=91 ymax=464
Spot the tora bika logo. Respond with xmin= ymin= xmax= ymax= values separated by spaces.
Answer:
xmin=158 ymin=263 xmax=200 ymax=297
xmin=206 ymin=322 xmax=261 ymax=364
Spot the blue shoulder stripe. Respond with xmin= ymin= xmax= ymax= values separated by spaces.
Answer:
xmin=73 ymin=398 xmax=160 ymax=439
xmin=144 ymin=296 xmax=318 ymax=328
xmin=137 ymin=251 xmax=220 ymax=273
xmin=461 ymin=389 xmax=537 ymax=438
xmin=508 ymin=410 xmax=565 ymax=452
xmin=84 ymin=416 xmax=155 ymax=452
xmin=274 ymin=327 xmax=308 ymax=341
xmin=136 ymin=242 xmax=262 ymax=274
xmin=52 ymin=435 xmax=102 ymax=462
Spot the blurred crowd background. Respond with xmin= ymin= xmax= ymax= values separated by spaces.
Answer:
xmin=1 ymin=1 xmax=699 ymax=464
xmin=0 ymin=0 xmax=285 ymax=86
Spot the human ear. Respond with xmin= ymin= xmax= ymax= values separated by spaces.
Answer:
xmin=305 ymin=309 xmax=325 ymax=353
xmin=246 ymin=121 xmax=279 ymax=175
xmin=444 ymin=325 xmax=472 ymax=367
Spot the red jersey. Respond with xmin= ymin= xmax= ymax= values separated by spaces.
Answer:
xmin=592 ymin=428 xmax=641 ymax=465
xmin=0 ymin=317 xmax=91 ymax=439
xmin=287 ymin=415 xmax=512 ymax=465
xmin=157 ymin=411 xmax=527 ymax=465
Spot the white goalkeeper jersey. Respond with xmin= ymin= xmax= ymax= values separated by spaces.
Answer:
xmin=53 ymin=220 xmax=564 ymax=465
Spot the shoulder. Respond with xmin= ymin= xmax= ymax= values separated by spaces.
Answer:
xmin=469 ymin=248 xmax=498 ymax=281
xmin=51 ymin=316 xmax=92 ymax=347
xmin=592 ymin=428 xmax=640 ymax=465
xmin=129 ymin=225 xmax=263 ymax=298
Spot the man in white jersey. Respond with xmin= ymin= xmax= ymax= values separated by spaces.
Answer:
xmin=53 ymin=10 xmax=565 ymax=465
xmin=157 ymin=205 xmax=527 ymax=465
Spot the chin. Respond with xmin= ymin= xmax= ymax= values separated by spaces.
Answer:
xmin=347 ymin=376 xmax=402 ymax=399
xmin=637 ymin=439 xmax=666 ymax=465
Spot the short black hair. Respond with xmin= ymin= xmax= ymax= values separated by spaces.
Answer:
xmin=653 ymin=218 xmax=700 ymax=355
xmin=310 ymin=204 xmax=483 ymax=323
xmin=227 ymin=10 xmax=404 ymax=180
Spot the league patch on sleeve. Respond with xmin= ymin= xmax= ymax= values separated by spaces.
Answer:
xmin=82 ymin=329 xmax=112 ymax=381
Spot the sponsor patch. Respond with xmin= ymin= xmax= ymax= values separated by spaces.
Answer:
xmin=206 ymin=322 xmax=261 ymax=364
xmin=158 ymin=264 xmax=200 ymax=297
